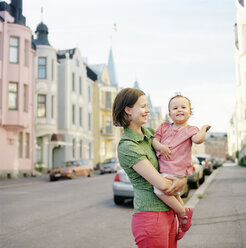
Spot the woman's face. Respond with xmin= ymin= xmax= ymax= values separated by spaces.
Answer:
xmin=125 ymin=95 xmax=150 ymax=126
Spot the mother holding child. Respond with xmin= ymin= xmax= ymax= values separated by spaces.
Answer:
xmin=112 ymin=88 xmax=210 ymax=248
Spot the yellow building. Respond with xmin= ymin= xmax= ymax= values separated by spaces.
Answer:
xmin=90 ymin=48 xmax=122 ymax=168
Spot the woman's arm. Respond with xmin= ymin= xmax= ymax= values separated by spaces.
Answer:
xmin=132 ymin=159 xmax=186 ymax=194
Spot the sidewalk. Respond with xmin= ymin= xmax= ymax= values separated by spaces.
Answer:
xmin=179 ymin=163 xmax=246 ymax=248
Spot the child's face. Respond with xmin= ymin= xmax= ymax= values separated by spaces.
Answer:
xmin=169 ymin=97 xmax=191 ymax=125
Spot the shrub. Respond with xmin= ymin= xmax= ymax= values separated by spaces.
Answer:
xmin=239 ymin=156 xmax=246 ymax=167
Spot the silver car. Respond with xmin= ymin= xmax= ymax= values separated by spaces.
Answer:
xmin=113 ymin=168 xmax=189 ymax=205
xmin=99 ymin=157 xmax=120 ymax=174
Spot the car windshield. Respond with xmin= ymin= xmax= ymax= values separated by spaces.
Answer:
xmin=65 ymin=161 xmax=76 ymax=167
xmin=77 ymin=160 xmax=88 ymax=165
xmin=197 ymin=157 xmax=205 ymax=163
xmin=103 ymin=158 xmax=117 ymax=163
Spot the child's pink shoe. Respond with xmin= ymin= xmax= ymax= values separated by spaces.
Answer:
xmin=176 ymin=227 xmax=186 ymax=240
xmin=180 ymin=208 xmax=193 ymax=232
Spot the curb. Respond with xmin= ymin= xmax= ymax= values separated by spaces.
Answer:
xmin=185 ymin=167 xmax=221 ymax=209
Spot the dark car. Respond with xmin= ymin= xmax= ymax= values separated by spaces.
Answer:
xmin=50 ymin=160 xmax=93 ymax=181
xmin=195 ymin=154 xmax=213 ymax=175
xmin=99 ymin=157 xmax=120 ymax=174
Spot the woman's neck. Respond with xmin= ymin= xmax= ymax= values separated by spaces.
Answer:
xmin=127 ymin=123 xmax=143 ymax=135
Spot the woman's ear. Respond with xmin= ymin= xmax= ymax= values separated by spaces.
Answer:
xmin=124 ymin=106 xmax=132 ymax=116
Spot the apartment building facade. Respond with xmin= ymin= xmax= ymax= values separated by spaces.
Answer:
xmin=0 ymin=1 xmax=35 ymax=178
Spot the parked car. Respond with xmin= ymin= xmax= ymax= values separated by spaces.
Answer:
xmin=211 ymin=158 xmax=224 ymax=169
xmin=188 ymin=155 xmax=205 ymax=189
xmin=195 ymin=154 xmax=213 ymax=175
xmin=112 ymin=168 xmax=189 ymax=205
xmin=50 ymin=160 xmax=93 ymax=181
xmin=100 ymin=157 xmax=120 ymax=174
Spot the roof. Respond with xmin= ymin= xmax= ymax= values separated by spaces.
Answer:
xmin=107 ymin=47 xmax=118 ymax=86
xmin=57 ymin=48 xmax=76 ymax=60
xmin=33 ymin=22 xmax=50 ymax=46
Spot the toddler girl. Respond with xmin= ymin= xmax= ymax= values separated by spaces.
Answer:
xmin=152 ymin=94 xmax=211 ymax=239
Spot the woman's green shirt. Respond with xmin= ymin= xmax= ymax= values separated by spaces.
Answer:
xmin=118 ymin=127 xmax=170 ymax=213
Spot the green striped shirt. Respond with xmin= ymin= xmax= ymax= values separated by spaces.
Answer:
xmin=118 ymin=127 xmax=170 ymax=213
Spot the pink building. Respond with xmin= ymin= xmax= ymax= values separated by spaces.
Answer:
xmin=0 ymin=0 xmax=35 ymax=178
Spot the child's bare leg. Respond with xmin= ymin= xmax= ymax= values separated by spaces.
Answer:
xmin=156 ymin=194 xmax=185 ymax=216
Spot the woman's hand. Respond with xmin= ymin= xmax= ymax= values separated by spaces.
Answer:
xmin=163 ymin=176 xmax=187 ymax=196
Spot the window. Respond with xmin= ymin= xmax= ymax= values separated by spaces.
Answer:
xmin=79 ymin=77 xmax=82 ymax=95
xmin=9 ymin=37 xmax=19 ymax=63
xmin=79 ymin=107 xmax=82 ymax=127
xmin=80 ymin=140 xmax=83 ymax=158
xmin=88 ymin=113 xmax=92 ymax=131
xmin=23 ymin=84 xmax=28 ymax=112
xmin=72 ymin=138 xmax=76 ymax=158
xmin=8 ymin=82 xmax=18 ymax=110
xmin=72 ymin=72 xmax=75 ymax=91
xmin=36 ymin=137 xmax=43 ymax=163
xmin=105 ymin=115 xmax=112 ymax=134
xmin=18 ymin=132 xmax=23 ymax=158
xmin=37 ymin=94 xmax=46 ymax=117
xmin=38 ymin=57 xmax=47 ymax=79
xmin=51 ymin=59 xmax=54 ymax=80
xmin=88 ymin=143 xmax=92 ymax=160
xmin=234 ymin=23 xmax=239 ymax=49
xmin=105 ymin=91 xmax=111 ymax=109
xmin=24 ymin=40 xmax=29 ymax=66
xmin=88 ymin=85 xmax=91 ymax=102
xmin=51 ymin=95 xmax=54 ymax=119
xmin=25 ymin=133 xmax=30 ymax=158
xmin=72 ymin=104 xmax=76 ymax=125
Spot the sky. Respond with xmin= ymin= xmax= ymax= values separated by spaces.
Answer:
xmin=21 ymin=0 xmax=236 ymax=132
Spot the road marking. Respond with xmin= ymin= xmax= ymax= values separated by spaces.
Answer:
xmin=0 ymin=181 xmax=43 ymax=190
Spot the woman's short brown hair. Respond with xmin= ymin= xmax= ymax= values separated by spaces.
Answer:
xmin=112 ymin=88 xmax=145 ymax=128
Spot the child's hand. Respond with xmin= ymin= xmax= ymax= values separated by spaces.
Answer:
xmin=202 ymin=125 xmax=211 ymax=132
xmin=160 ymin=144 xmax=172 ymax=160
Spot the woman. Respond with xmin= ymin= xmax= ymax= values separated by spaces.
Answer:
xmin=112 ymin=88 xmax=187 ymax=248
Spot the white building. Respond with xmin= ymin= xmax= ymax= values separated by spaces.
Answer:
xmin=228 ymin=0 xmax=246 ymax=160
xmin=57 ymin=48 xmax=94 ymax=167
xmin=33 ymin=21 xmax=60 ymax=170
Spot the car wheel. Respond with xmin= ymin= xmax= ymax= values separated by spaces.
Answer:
xmin=194 ymin=179 xmax=200 ymax=189
xmin=100 ymin=171 xmax=104 ymax=175
xmin=181 ymin=184 xmax=190 ymax=198
xmin=114 ymin=196 xmax=125 ymax=205
xmin=50 ymin=177 xmax=58 ymax=182
xmin=88 ymin=170 xmax=93 ymax=177
xmin=71 ymin=171 xmax=77 ymax=179
xmin=199 ymin=173 xmax=205 ymax=184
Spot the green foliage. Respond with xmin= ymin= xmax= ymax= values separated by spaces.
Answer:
xmin=35 ymin=167 xmax=43 ymax=173
xmin=239 ymin=156 xmax=246 ymax=167
xmin=198 ymin=195 xmax=203 ymax=199
xmin=235 ymin=150 xmax=239 ymax=159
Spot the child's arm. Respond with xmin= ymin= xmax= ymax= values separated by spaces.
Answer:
xmin=152 ymin=138 xmax=172 ymax=160
xmin=191 ymin=125 xmax=211 ymax=144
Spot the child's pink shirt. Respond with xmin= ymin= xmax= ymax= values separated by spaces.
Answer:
xmin=154 ymin=122 xmax=199 ymax=176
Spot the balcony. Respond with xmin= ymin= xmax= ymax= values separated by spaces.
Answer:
xmin=100 ymin=126 xmax=114 ymax=137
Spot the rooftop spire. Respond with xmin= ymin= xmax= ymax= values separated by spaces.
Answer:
xmin=107 ymin=47 xmax=118 ymax=86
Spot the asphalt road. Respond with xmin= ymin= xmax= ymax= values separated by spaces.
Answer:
xmin=0 ymin=173 xmax=136 ymax=248
xmin=0 ymin=172 xmax=197 ymax=248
